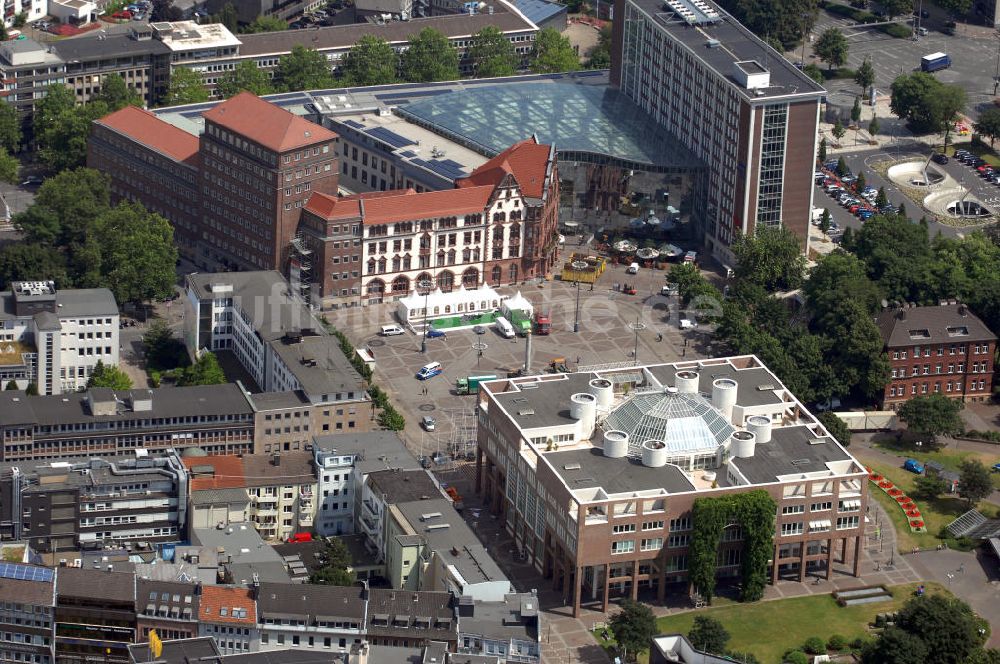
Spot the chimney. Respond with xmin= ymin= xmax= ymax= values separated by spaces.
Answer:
xmin=959 ymin=304 xmax=968 ymax=317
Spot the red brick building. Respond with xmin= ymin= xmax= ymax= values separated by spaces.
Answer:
xmin=876 ymin=302 xmax=997 ymax=411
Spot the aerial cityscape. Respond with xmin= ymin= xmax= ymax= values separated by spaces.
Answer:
xmin=0 ymin=0 xmax=998 ymax=659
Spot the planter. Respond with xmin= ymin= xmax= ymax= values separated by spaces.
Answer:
xmin=906 ymin=510 xmax=921 ymax=517
xmin=869 ymin=472 xmax=927 ymax=534
xmin=879 ymin=480 xmax=893 ymax=489
xmin=895 ymin=495 xmax=909 ymax=503
xmin=888 ymin=488 xmax=903 ymax=497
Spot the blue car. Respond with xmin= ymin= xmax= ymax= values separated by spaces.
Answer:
xmin=992 ymin=462 xmax=1000 ymax=473
xmin=859 ymin=209 xmax=874 ymax=220
xmin=426 ymin=328 xmax=447 ymax=339
xmin=903 ymin=458 xmax=924 ymax=474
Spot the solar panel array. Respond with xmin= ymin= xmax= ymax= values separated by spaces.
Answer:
xmin=365 ymin=126 xmax=415 ymax=149
xmin=0 ymin=562 xmax=54 ymax=583
xmin=412 ymin=158 xmax=468 ymax=180
xmin=341 ymin=119 xmax=365 ymax=129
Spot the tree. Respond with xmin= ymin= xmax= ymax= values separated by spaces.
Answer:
xmin=87 ymin=360 xmax=133 ymax=390
xmin=869 ymin=115 xmax=880 ymax=140
xmin=818 ymin=411 xmax=851 ymax=446
xmin=96 ymin=74 xmax=142 ymax=112
xmin=714 ymin=0 xmax=816 ymax=48
xmin=35 ymin=98 xmax=109 ymax=172
xmin=96 ymin=202 xmax=178 ymax=305
xmin=151 ymin=0 xmax=183 ymax=21
xmin=815 ymin=28 xmax=848 ymax=71
xmin=896 ymin=594 xmax=983 ymax=664
xmin=163 ymin=67 xmax=209 ymax=106
xmin=897 ymin=394 xmax=963 ymax=443
xmin=851 ymin=96 xmax=862 ymax=124
xmin=974 ymin=107 xmax=1000 ymax=147
xmin=891 ymin=72 xmax=966 ymax=136
xmin=216 ymin=60 xmax=273 ymax=98
xmin=586 ymin=24 xmax=612 ymax=69
xmin=400 ymin=28 xmax=460 ymax=82
xmin=833 ymin=121 xmax=847 ymax=145
xmin=912 ymin=474 xmax=949 ymax=500
xmin=803 ymin=63 xmax=825 ymax=85
xmin=819 ymin=208 xmax=831 ymax=235
xmin=958 ymin=459 xmax=993 ymax=507
xmin=0 ymin=243 xmax=69 ymax=289
xmin=14 ymin=168 xmax=111 ymax=247
xmin=4 ymin=380 xmax=16 ymax=390
xmin=25 ymin=383 xmax=37 ymax=396
xmin=176 ymin=352 xmax=226 ymax=386
xmin=0 ymin=100 xmax=21 ymax=154
xmin=875 ymin=186 xmax=888 ymax=209
xmin=12 ymin=11 xmax=26 ymax=27
xmin=855 ymin=57 xmax=875 ymax=98
xmin=817 ymin=136 xmax=827 ymax=162
xmin=0 ymin=148 xmax=17 ymax=185
xmin=687 ymin=616 xmax=730 ymax=654
xmin=242 ymin=14 xmax=286 ymax=33
xmin=732 ymin=225 xmax=805 ymax=291
xmin=937 ymin=0 xmax=972 ymax=16
xmin=144 ymin=320 xmax=189 ymax=371
xmin=310 ymin=538 xmax=355 ymax=586
xmin=342 ymin=35 xmax=398 ymax=87
xmin=880 ymin=0 xmax=912 ymax=17
xmin=212 ymin=2 xmax=238 ymax=31
xmin=861 ymin=627 xmax=928 ymax=664
xmin=608 ymin=599 xmax=657 ymax=661
xmin=274 ymin=45 xmax=335 ymax=91
xmin=855 ymin=171 xmax=866 ymax=192
xmin=528 ymin=28 xmax=579 ymax=74
xmin=468 ymin=26 xmax=519 ymax=78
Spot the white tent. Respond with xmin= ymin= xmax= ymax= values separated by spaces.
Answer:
xmin=396 ymin=285 xmax=505 ymax=326
xmin=501 ymin=291 xmax=534 ymax=317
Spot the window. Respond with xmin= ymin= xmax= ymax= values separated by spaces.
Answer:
xmin=669 ymin=516 xmax=691 ymax=531
xmin=810 ymin=501 xmax=832 ymax=512
xmin=642 ymin=520 xmax=664 ymax=531
xmin=667 ymin=534 xmax=690 ymax=548
xmin=836 ymin=516 xmax=860 ymax=530
xmin=640 ymin=538 xmax=663 ymax=551
xmin=612 ymin=524 xmax=635 ymax=534
xmin=782 ymin=505 xmax=804 ymax=515
xmin=781 ymin=522 xmax=803 ymax=536
xmin=611 ymin=540 xmax=634 ymax=554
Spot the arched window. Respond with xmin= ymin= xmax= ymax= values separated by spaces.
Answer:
xmin=462 ymin=267 xmax=479 ymax=288
xmin=491 ymin=266 xmax=501 ymax=284
xmin=437 ymin=271 xmax=454 ymax=292
xmin=391 ymin=275 xmax=409 ymax=293
xmin=415 ymin=273 xmax=433 ymax=294
xmin=377 ymin=257 xmax=387 ymax=273
xmin=462 ymin=248 xmax=471 ymax=262
xmin=367 ymin=279 xmax=385 ymax=294
xmin=509 ymin=264 xmax=518 ymax=282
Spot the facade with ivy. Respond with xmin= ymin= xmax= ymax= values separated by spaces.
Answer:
xmin=474 ymin=355 xmax=869 ymax=616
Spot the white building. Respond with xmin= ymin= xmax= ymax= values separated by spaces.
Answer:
xmin=0 ymin=281 xmax=119 ymax=395
xmin=255 ymin=582 xmax=366 ymax=653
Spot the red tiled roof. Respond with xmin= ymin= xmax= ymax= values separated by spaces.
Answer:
xmin=96 ymin=105 xmax=199 ymax=165
xmin=182 ymin=455 xmax=246 ymax=491
xmin=457 ymin=137 xmax=551 ymax=199
xmin=360 ymin=186 xmax=495 ymax=226
xmin=199 ymin=586 xmax=256 ymax=625
xmin=202 ymin=92 xmax=338 ymax=153
xmin=304 ymin=192 xmax=360 ymax=220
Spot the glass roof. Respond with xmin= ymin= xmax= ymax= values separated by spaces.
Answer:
xmin=603 ymin=389 xmax=735 ymax=455
xmin=397 ymin=82 xmax=705 ymax=170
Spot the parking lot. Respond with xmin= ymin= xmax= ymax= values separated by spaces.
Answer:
xmin=333 ymin=262 xmax=716 ymax=464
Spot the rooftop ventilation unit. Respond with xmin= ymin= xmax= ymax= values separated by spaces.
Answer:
xmin=563 ymin=463 xmax=582 ymax=471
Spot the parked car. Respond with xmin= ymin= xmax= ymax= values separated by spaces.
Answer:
xmin=421 ymin=415 xmax=436 ymax=431
xmin=903 ymin=458 xmax=925 ymax=474
xmin=931 ymin=153 xmax=948 ymax=165
xmin=991 ymin=462 xmax=1000 ymax=473
xmin=473 ymin=325 xmax=486 ymax=335
xmin=859 ymin=209 xmax=874 ymax=220
xmin=419 ymin=456 xmax=432 ymax=469
xmin=21 ymin=175 xmax=43 ymax=186
xmin=426 ymin=328 xmax=447 ymax=339
xmin=848 ymin=204 xmax=861 ymax=214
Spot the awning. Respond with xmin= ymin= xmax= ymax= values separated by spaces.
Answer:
xmin=841 ymin=499 xmax=861 ymax=509
xmin=810 ymin=520 xmax=832 ymax=530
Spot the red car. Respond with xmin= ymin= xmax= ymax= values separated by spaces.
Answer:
xmin=848 ymin=204 xmax=860 ymax=214
xmin=287 ymin=532 xmax=312 ymax=543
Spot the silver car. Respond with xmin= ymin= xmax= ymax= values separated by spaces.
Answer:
xmin=421 ymin=416 xmax=436 ymax=431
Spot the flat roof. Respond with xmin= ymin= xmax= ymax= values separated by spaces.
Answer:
xmin=459 ymin=594 xmax=539 ymax=643
xmin=548 ymin=447 xmax=696 ymax=494
xmin=313 ymin=431 xmax=421 ymax=474
xmin=645 ymin=363 xmax=786 ymax=407
xmin=0 ymin=287 xmax=118 ymax=320
xmin=51 ymin=32 xmax=170 ymax=61
xmin=729 ymin=424 xmax=851 ymax=484
xmin=190 ymin=525 xmax=287 ymax=568
xmin=628 ymin=0 xmax=824 ymax=101
xmin=512 ymin=0 xmax=566 ymax=25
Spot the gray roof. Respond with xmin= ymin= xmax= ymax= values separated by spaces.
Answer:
xmin=366 ymin=588 xmax=455 ymax=640
xmin=729 ymin=424 xmax=852 ymax=484
xmin=458 ymin=593 xmax=539 ymax=643
xmin=393 ymin=499 xmax=508 ymax=588
xmin=627 ymin=0 xmax=824 ymax=101
xmin=0 ymin=575 xmax=54 ymax=607
xmin=0 ymin=383 xmax=253 ymax=429
xmin=191 ymin=525 xmax=287 ymax=566
xmin=545 ymin=447 xmax=696 ymax=494
xmin=645 ymin=363 xmax=785 ymax=407
xmin=190 ymin=487 xmax=250 ymax=505
xmin=228 ymin=561 xmax=293 ymax=585
xmin=0 ymin=287 xmax=118 ymax=321
xmin=268 ymin=333 xmax=362 ymax=397
xmin=220 ymin=650 xmax=352 ymax=663
xmin=57 ymin=566 xmax=136 ymax=602
xmin=52 ymin=32 xmax=170 ymax=61
xmin=367 ymin=469 xmax=441 ymax=504
xmin=236 ymin=8 xmax=534 ymax=57
xmin=256 ymin=581 xmax=366 ymax=622
xmin=876 ymin=303 xmax=997 ymax=347
xmin=313 ymin=431 xmax=420 ymax=474
xmin=241 ymin=451 xmax=314 ymax=487
xmin=33 ymin=310 xmax=60 ymax=331
xmin=447 ymin=655 xmax=500 ymax=664
xmin=136 ymin=578 xmax=201 ymax=619
xmin=248 ymin=390 xmax=312 ymax=410
xmin=493 ymin=372 xmax=595 ymax=429
xmin=128 ymin=636 xmax=221 ymax=664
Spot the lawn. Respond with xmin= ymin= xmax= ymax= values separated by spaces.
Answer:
xmin=871 ymin=435 xmax=1000 ymax=491
xmin=594 ymin=582 xmax=947 ymax=664
xmin=946 ymin=142 xmax=1000 ymax=167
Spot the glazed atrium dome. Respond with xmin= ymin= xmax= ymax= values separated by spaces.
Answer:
xmin=602 ymin=388 xmax=735 ymax=457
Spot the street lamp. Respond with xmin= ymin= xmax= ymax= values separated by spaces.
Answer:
xmin=628 ymin=315 xmax=646 ymax=365
xmin=571 ymin=260 xmax=588 ymax=333
xmin=472 ymin=341 xmax=488 ymax=369
xmin=418 ymin=279 xmax=433 ymax=354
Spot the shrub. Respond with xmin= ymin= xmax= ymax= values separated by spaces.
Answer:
xmin=785 ymin=651 xmax=809 ymax=664
xmin=827 ymin=634 xmax=848 ymax=651
xmin=880 ymin=23 xmax=912 ymax=38
xmin=803 ymin=636 xmax=826 ymax=654
xmin=850 ymin=636 xmax=869 ymax=651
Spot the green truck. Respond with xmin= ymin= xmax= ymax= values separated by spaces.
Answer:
xmin=509 ymin=310 xmax=532 ymax=336
xmin=456 ymin=374 xmax=498 ymax=395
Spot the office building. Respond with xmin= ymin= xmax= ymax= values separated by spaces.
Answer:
xmin=0 ymin=562 xmax=55 ymax=664
xmin=456 ymin=592 xmax=540 ymax=664
xmin=0 ymin=281 xmax=119 ymax=395
xmin=0 ymin=383 xmax=256 ymax=463
xmin=877 ymin=302 xmax=997 ymax=410
xmin=55 ymin=566 xmax=137 ymax=664
xmin=475 ymin=355 xmax=869 ymax=616
xmin=135 ymin=579 xmax=201 ymax=643
xmin=0 ymin=450 xmax=187 ymax=553
xmin=610 ymin=0 xmax=825 ymax=261
xmin=0 ymin=39 xmax=65 ymax=126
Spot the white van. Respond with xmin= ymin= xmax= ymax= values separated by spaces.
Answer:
xmin=626 ymin=262 xmax=639 ymax=274
xmin=380 ymin=324 xmax=405 ymax=336
xmin=494 ymin=316 xmax=515 ymax=338
xmin=416 ymin=362 xmax=443 ymax=380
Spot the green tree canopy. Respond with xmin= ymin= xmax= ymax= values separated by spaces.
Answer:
xmin=898 ymin=394 xmax=963 ymax=443
xmin=15 ymin=168 xmax=111 ymax=247
xmin=974 ymin=107 xmax=1000 ymax=146
xmin=96 ymin=74 xmax=142 ymax=111
xmin=714 ymin=0 xmax=815 ymax=47
xmin=937 ymin=0 xmax=971 ymax=16
xmin=803 ymin=63 xmax=825 ymax=85
xmin=731 ymin=225 xmax=805 ymax=291
xmin=912 ymin=474 xmax=949 ymax=500
xmin=35 ymin=98 xmax=109 ymax=172
xmin=528 ymin=28 xmax=579 ymax=73
xmin=862 ymin=626 xmax=928 ymax=664
xmin=400 ymin=28 xmax=460 ymax=82
xmin=958 ymin=459 xmax=993 ymax=507
xmin=880 ymin=0 xmax=912 ymax=17
xmin=87 ymin=360 xmax=133 ymax=390
xmin=0 ymin=99 xmax=21 ymax=153
xmin=0 ymin=148 xmax=18 ymax=185
xmin=855 ymin=57 xmax=875 ymax=97
xmin=608 ymin=599 xmax=657 ymax=660
xmin=212 ymin=2 xmax=238 ymax=31
xmin=586 ymin=24 xmax=612 ymax=69
xmin=216 ymin=60 xmax=274 ymax=98
xmin=688 ymin=616 xmax=730 ymax=654
xmin=0 ymin=242 xmax=69 ymax=290
xmin=163 ymin=67 xmax=209 ymax=106
xmin=342 ymin=35 xmax=398 ymax=86
xmin=890 ymin=72 xmax=966 ymax=135
xmin=242 ymin=14 xmax=286 ymax=33
xmin=815 ymin=28 xmax=849 ymax=70
xmin=309 ymin=538 xmax=355 ymax=586
xmin=96 ymin=202 xmax=178 ymax=305
xmin=275 ymin=45 xmax=335 ymax=91
xmin=144 ymin=320 xmax=189 ymax=371
xmin=896 ymin=594 xmax=984 ymax=664
xmin=176 ymin=352 xmax=226 ymax=386
xmin=818 ymin=411 xmax=851 ymax=447
xmin=468 ymin=26 xmax=519 ymax=78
